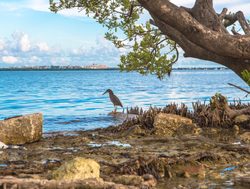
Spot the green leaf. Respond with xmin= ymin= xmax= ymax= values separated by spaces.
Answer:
xmin=49 ymin=0 xmax=179 ymax=79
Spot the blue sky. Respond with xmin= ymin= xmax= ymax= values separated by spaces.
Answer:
xmin=0 ymin=0 xmax=249 ymax=67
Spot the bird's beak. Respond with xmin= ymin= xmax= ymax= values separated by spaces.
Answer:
xmin=102 ymin=91 xmax=107 ymax=95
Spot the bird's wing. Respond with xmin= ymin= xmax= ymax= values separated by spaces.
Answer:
xmin=112 ymin=94 xmax=123 ymax=107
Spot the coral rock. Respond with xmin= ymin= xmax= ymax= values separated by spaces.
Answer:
xmin=0 ymin=113 xmax=43 ymax=145
xmin=234 ymin=115 xmax=250 ymax=124
xmin=52 ymin=157 xmax=100 ymax=181
xmin=153 ymin=113 xmax=194 ymax=136
xmin=240 ymin=132 xmax=250 ymax=143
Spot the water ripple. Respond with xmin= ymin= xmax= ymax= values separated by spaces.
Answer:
xmin=0 ymin=70 xmax=249 ymax=132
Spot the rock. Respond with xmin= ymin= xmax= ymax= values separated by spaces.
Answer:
xmin=210 ymin=172 xmax=224 ymax=180
xmin=113 ymin=175 xmax=144 ymax=186
xmin=42 ymin=159 xmax=62 ymax=169
xmin=121 ymin=125 xmax=146 ymax=137
xmin=234 ymin=114 xmax=250 ymax=124
xmin=0 ymin=141 xmax=8 ymax=149
xmin=0 ymin=176 xmax=139 ymax=189
xmin=108 ymin=112 xmax=138 ymax=121
xmin=174 ymin=123 xmax=202 ymax=136
xmin=239 ymin=132 xmax=250 ymax=143
xmin=175 ymin=164 xmax=206 ymax=179
xmin=52 ymin=157 xmax=100 ymax=181
xmin=112 ymin=174 xmax=157 ymax=187
xmin=232 ymin=125 xmax=240 ymax=136
xmin=153 ymin=113 xmax=194 ymax=136
xmin=235 ymin=173 xmax=250 ymax=187
xmin=0 ymin=113 xmax=43 ymax=145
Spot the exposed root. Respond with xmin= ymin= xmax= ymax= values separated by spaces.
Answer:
xmin=115 ymin=152 xmax=223 ymax=179
xmin=110 ymin=94 xmax=250 ymax=133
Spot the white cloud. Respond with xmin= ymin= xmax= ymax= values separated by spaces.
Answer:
xmin=58 ymin=8 xmax=86 ymax=17
xmin=0 ymin=39 xmax=4 ymax=51
xmin=2 ymin=56 xmax=18 ymax=64
xmin=11 ymin=32 xmax=31 ymax=52
xmin=0 ymin=32 xmax=121 ymax=67
xmin=19 ymin=34 xmax=31 ymax=52
xmin=36 ymin=42 xmax=49 ymax=51
xmin=29 ymin=56 xmax=41 ymax=63
xmin=27 ymin=0 xmax=50 ymax=12
xmin=0 ymin=0 xmax=86 ymax=17
xmin=27 ymin=0 xmax=85 ymax=17
xmin=229 ymin=3 xmax=250 ymax=15
xmin=76 ymin=37 xmax=119 ymax=56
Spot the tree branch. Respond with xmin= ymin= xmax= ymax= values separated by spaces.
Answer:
xmin=228 ymin=83 xmax=250 ymax=97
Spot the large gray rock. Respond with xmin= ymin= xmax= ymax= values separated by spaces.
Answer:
xmin=0 ymin=113 xmax=43 ymax=145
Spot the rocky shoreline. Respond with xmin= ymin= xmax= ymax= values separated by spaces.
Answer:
xmin=0 ymin=95 xmax=249 ymax=189
xmin=0 ymin=115 xmax=250 ymax=188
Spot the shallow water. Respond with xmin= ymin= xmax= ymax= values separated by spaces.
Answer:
xmin=0 ymin=70 xmax=249 ymax=132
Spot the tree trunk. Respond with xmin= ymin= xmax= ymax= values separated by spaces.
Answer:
xmin=138 ymin=0 xmax=250 ymax=82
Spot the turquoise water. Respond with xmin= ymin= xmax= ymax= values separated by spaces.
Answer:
xmin=0 ymin=70 xmax=249 ymax=132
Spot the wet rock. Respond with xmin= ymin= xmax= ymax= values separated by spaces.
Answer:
xmin=175 ymin=164 xmax=206 ymax=179
xmin=174 ymin=124 xmax=202 ymax=136
xmin=153 ymin=113 xmax=193 ymax=136
xmin=113 ymin=175 xmax=144 ymax=186
xmin=42 ymin=159 xmax=62 ymax=169
xmin=142 ymin=174 xmax=157 ymax=187
xmin=112 ymin=174 xmax=157 ymax=187
xmin=234 ymin=114 xmax=250 ymax=124
xmin=121 ymin=125 xmax=146 ymax=137
xmin=0 ymin=113 xmax=43 ymax=145
xmin=210 ymin=172 xmax=224 ymax=180
xmin=0 ymin=176 xmax=139 ymax=189
xmin=235 ymin=173 xmax=250 ymax=187
xmin=232 ymin=125 xmax=240 ymax=136
xmin=108 ymin=112 xmax=138 ymax=121
xmin=239 ymin=132 xmax=250 ymax=143
xmin=0 ymin=141 xmax=8 ymax=149
xmin=52 ymin=157 xmax=100 ymax=181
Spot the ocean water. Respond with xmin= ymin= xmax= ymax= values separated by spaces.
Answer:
xmin=0 ymin=70 xmax=249 ymax=132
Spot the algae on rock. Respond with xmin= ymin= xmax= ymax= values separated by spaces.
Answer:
xmin=153 ymin=113 xmax=195 ymax=136
xmin=52 ymin=157 xmax=100 ymax=181
xmin=0 ymin=113 xmax=43 ymax=145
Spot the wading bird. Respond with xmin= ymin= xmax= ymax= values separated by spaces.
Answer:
xmin=103 ymin=89 xmax=123 ymax=113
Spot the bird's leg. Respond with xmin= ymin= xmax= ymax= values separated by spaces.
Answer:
xmin=114 ymin=106 xmax=117 ymax=114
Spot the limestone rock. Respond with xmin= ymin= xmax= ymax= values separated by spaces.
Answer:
xmin=153 ymin=113 xmax=194 ymax=136
xmin=112 ymin=174 xmax=157 ymax=187
xmin=176 ymin=164 xmax=206 ymax=179
xmin=113 ymin=175 xmax=144 ymax=186
xmin=0 ymin=141 xmax=8 ymax=149
xmin=234 ymin=115 xmax=250 ymax=124
xmin=174 ymin=124 xmax=202 ymax=136
xmin=121 ymin=125 xmax=146 ymax=137
xmin=0 ymin=113 xmax=43 ymax=145
xmin=52 ymin=157 xmax=100 ymax=181
xmin=239 ymin=132 xmax=250 ymax=143
xmin=0 ymin=176 xmax=139 ymax=189
xmin=235 ymin=173 xmax=250 ymax=187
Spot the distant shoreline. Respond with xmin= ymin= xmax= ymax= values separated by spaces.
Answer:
xmin=0 ymin=67 xmax=228 ymax=71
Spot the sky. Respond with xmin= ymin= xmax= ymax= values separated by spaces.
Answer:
xmin=0 ymin=0 xmax=249 ymax=68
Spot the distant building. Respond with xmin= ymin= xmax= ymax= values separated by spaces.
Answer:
xmin=0 ymin=64 xmax=111 ymax=70
xmin=84 ymin=64 xmax=109 ymax=69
